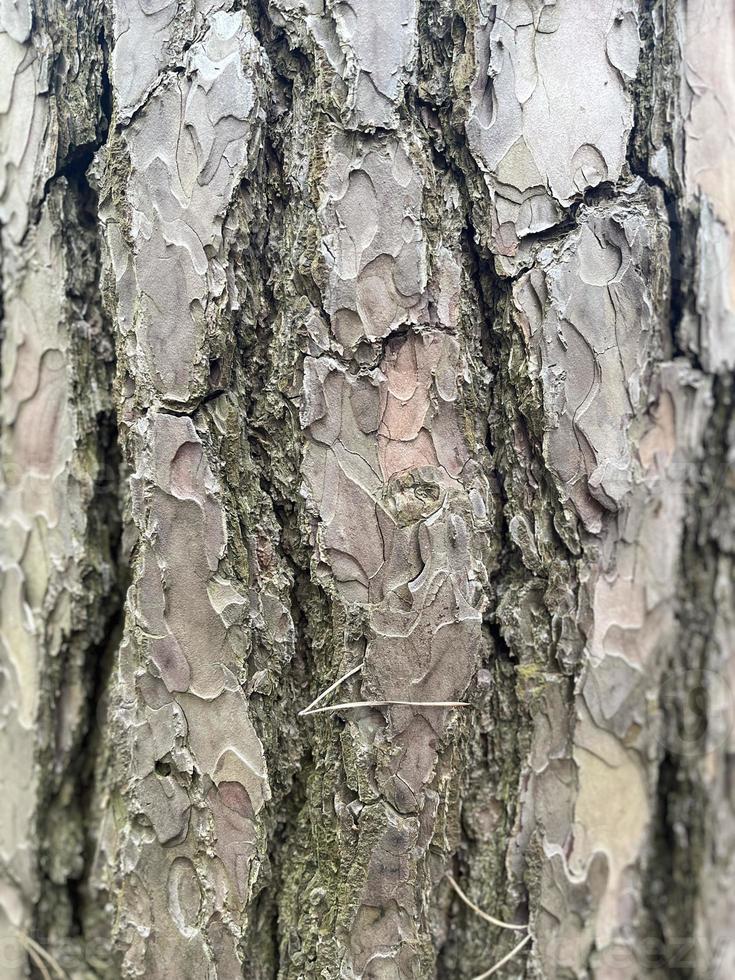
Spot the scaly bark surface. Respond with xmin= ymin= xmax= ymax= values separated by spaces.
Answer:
xmin=0 ymin=1 xmax=733 ymax=978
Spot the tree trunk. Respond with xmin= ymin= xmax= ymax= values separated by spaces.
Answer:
xmin=1 ymin=1 xmax=733 ymax=977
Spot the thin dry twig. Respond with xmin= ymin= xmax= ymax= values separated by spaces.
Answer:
xmin=445 ymin=873 xmax=531 ymax=979
xmin=298 ymin=663 xmax=363 ymax=716
xmin=446 ymin=874 xmax=527 ymax=932
xmin=25 ymin=947 xmax=52 ymax=980
xmin=298 ymin=663 xmax=471 ymax=717
xmin=302 ymin=698 xmax=471 ymax=715
xmin=472 ymin=932 xmax=531 ymax=980
xmin=15 ymin=931 xmax=68 ymax=980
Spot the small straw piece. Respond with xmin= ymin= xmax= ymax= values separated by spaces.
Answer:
xmin=298 ymin=664 xmax=471 ymax=717
xmin=302 ymin=699 xmax=471 ymax=716
xmin=445 ymin=874 xmax=531 ymax=979
xmin=298 ymin=663 xmax=363 ymax=717
xmin=472 ymin=932 xmax=531 ymax=980
xmin=25 ymin=947 xmax=52 ymax=980
xmin=15 ymin=931 xmax=68 ymax=980
xmin=446 ymin=875 xmax=527 ymax=932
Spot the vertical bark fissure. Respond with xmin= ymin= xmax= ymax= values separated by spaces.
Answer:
xmin=34 ymin=28 xmax=127 ymax=964
xmin=430 ymin=136 xmax=536 ymax=974
xmin=33 ymin=30 xmax=122 ymax=947
xmin=1 ymin=3 xmax=120 ymax=974
xmin=644 ymin=375 xmax=735 ymax=975
xmin=630 ymin=7 xmax=735 ymax=975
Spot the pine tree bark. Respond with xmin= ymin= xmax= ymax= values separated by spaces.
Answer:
xmin=1 ymin=1 xmax=733 ymax=978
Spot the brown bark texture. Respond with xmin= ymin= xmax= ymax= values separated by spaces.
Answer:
xmin=0 ymin=1 xmax=734 ymax=978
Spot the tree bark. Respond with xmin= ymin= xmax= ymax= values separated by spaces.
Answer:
xmin=1 ymin=1 xmax=733 ymax=978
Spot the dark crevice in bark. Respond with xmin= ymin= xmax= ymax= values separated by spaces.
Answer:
xmin=239 ymin=11 xmax=359 ymax=977
xmin=244 ymin=748 xmax=315 ymax=980
xmin=249 ymin=0 xmax=312 ymax=93
xmin=629 ymin=0 xmax=698 ymax=364
xmin=64 ymin=601 xmax=126 ymax=946
xmin=630 ymin=4 xmax=734 ymax=969
xmin=456 ymin=218 xmax=538 ymax=980
xmin=99 ymin=27 xmax=113 ymax=135
xmin=644 ymin=377 xmax=734 ymax=974
xmin=36 ymin=4 xmax=112 ymax=219
xmin=42 ymin=142 xmax=104 ymax=208
xmin=28 ymin=14 xmax=124 ymax=969
xmin=645 ymin=753 xmax=699 ymax=980
xmin=413 ymin=39 xmax=538 ymax=969
xmin=152 ymin=387 xmax=230 ymax=417
xmin=625 ymin=158 xmax=697 ymax=363
xmin=244 ymin=417 xmax=340 ymax=976
xmin=69 ymin=405 xmax=127 ymax=918
xmin=221 ymin=22 xmax=337 ymax=970
xmin=32 ymin=218 xmax=124 ymax=977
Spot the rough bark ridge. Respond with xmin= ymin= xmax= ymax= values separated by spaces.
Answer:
xmin=0 ymin=1 xmax=733 ymax=978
